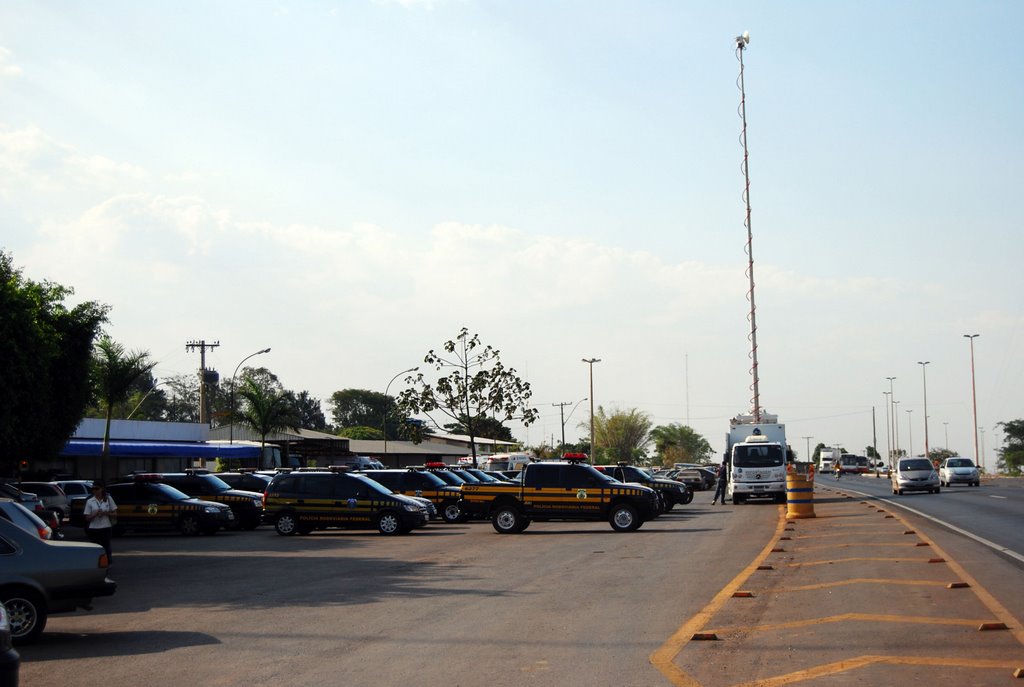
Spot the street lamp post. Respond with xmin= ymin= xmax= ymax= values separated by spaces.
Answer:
xmin=383 ymin=367 xmax=419 ymax=457
xmin=943 ymin=422 xmax=949 ymax=450
xmin=964 ymin=334 xmax=980 ymax=471
xmin=883 ymin=391 xmax=892 ymax=469
xmin=582 ymin=358 xmax=601 ymax=458
xmin=918 ymin=361 xmax=930 ymax=461
xmin=892 ymin=400 xmax=901 ymax=458
xmin=127 ymin=379 xmax=165 ymax=420
xmin=801 ymin=436 xmax=813 ymax=464
xmin=230 ymin=348 xmax=271 ymax=444
xmin=554 ymin=398 xmax=587 ymax=449
xmin=886 ymin=377 xmax=897 ymax=464
xmin=906 ymin=409 xmax=914 ymax=457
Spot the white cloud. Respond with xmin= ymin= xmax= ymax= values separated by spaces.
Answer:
xmin=0 ymin=47 xmax=22 ymax=77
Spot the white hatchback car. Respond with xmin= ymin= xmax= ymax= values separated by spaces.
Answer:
xmin=938 ymin=457 xmax=980 ymax=487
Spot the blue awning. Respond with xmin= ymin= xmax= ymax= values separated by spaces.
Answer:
xmin=62 ymin=440 xmax=262 ymax=459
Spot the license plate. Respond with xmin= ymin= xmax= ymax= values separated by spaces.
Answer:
xmin=753 ymin=485 xmax=766 ymax=490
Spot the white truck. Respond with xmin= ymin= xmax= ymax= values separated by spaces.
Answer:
xmin=819 ymin=447 xmax=842 ymax=473
xmin=725 ymin=413 xmax=790 ymax=504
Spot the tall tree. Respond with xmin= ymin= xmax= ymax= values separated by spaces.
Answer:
xmin=443 ymin=414 xmax=514 ymax=442
xmin=0 ymin=251 xmax=108 ymax=475
xmin=398 ymin=328 xmax=538 ymax=467
xmin=329 ymin=389 xmax=393 ymax=434
xmin=237 ymin=376 xmax=300 ymax=467
xmin=163 ymin=373 xmax=201 ymax=423
xmin=996 ymin=419 xmax=1024 ymax=475
xmin=649 ymin=423 xmax=713 ymax=466
xmin=583 ymin=406 xmax=653 ymax=465
xmin=292 ymin=390 xmax=326 ymax=431
xmin=92 ymin=336 xmax=157 ymax=480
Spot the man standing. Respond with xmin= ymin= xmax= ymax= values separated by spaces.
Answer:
xmin=711 ymin=461 xmax=729 ymax=505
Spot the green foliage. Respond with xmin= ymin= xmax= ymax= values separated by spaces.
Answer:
xmin=163 ymin=374 xmax=201 ymax=423
xmin=398 ymin=328 xmax=538 ymax=466
xmin=0 ymin=251 xmax=109 ymax=474
xmin=443 ymin=415 xmax=514 ymax=441
xmin=581 ymin=406 xmax=653 ymax=465
xmin=649 ymin=423 xmax=713 ymax=466
xmin=927 ymin=447 xmax=956 ymax=463
xmin=336 ymin=426 xmax=385 ymax=440
xmin=291 ymin=390 xmax=326 ymax=431
xmin=92 ymin=336 xmax=157 ymax=479
xmin=329 ymin=389 xmax=394 ymax=436
xmin=237 ymin=376 xmax=301 ymax=465
xmin=997 ymin=419 xmax=1024 ymax=475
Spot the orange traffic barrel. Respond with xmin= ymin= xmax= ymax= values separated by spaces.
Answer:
xmin=786 ymin=466 xmax=815 ymax=519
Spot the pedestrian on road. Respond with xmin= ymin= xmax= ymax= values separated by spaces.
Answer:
xmin=84 ymin=481 xmax=117 ymax=563
xmin=711 ymin=461 xmax=729 ymax=505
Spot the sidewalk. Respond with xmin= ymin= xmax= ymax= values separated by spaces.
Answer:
xmin=651 ymin=483 xmax=1024 ymax=686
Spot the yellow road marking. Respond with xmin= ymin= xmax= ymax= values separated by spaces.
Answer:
xmin=649 ymin=507 xmax=788 ymax=686
xmin=786 ymin=556 xmax=935 ymax=567
xmin=764 ymin=578 xmax=950 ymax=592
xmin=730 ymin=656 xmax=1024 ymax=687
xmin=706 ymin=612 xmax=989 ymax=635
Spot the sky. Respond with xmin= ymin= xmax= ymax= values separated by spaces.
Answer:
xmin=2 ymin=1 xmax=1022 ymax=468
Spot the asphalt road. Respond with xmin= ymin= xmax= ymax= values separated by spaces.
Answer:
xmin=17 ymin=482 xmax=1024 ymax=687
xmin=18 ymin=501 xmax=782 ymax=687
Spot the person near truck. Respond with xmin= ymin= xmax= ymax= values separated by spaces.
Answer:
xmin=84 ymin=481 xmax=117 ymax=564
xmin=711 ymin=461 xmax=729 ymax=505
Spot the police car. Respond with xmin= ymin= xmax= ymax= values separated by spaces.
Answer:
xmin=143 ymin=470 xmax=264 ymax=530
xmin=362 ymin=469 xmax=463 ymax=523
xmin=263 ymin=467 xmax=429 ymax=536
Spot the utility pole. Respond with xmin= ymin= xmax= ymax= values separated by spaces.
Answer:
xmin=186 ymin=339 xmax=220 ymax=426
xmin=552 ymin=401 xmax=572 ymax=449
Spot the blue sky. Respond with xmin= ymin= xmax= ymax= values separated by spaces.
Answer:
xmin=2 ymin=1 xmax=1021 ymax=466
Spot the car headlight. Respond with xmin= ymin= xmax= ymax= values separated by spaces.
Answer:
xmin=252 ymin=498 xmax=262 ymax=507
xmin=204 ymin=506 xmax=219 ymax=513
xmin=403 ymin=503 xmax=422 ymax=512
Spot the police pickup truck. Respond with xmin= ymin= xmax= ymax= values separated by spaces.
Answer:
xmin=458 ymin=454 xmax=660 ymax=533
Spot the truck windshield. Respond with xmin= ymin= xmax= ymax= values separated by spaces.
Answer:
xmin=734 ymin=444 xmax=784 ymax=468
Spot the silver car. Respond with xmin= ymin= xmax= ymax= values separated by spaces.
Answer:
xmin=0 ymin=499 xmax=53 ymax=540
xmin=939 ymin=457 xmax=980 ymax=487
xmin=0 ymin=518 xmax=116 ymax=644
xmin=15 ymin=482 xmax=69 ymax=521
xmin=891 ymin=458 xmax=940 ymax=495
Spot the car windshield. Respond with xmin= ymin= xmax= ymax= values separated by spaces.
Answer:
xmin=431 ymin=471 xmax=466 ymax=486
xmin=900 ymin=459 xmax=933 ymax=471
xmin=734 ymin=444 xmax=785 ymax=468
xmin=947 ymin=459 xmax=974 ymax=468
xmin=149 ymin=483 xmax=194 ymax=501
xmin=357 ymin=475 xmax=396 ymax=497
xmin=198 ymin=475 xmax=233 ymax=492
xmin=619 ymin=467 xmax=650 ymax=482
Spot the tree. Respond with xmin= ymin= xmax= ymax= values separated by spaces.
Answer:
xmin=92 ymin=336 xmax=157 ymax=480
xmin=291 ymin=390 xmax=326 ymax=431
xmin=0 ymin=251 xmax=108 ymax=475
xmin=398 ymin=328 xmax=538 ymax=467
xmin=996 ymin=420 xmax=1024 ymax=475
xmin=236 ymin=376 xmax=300 ymax=467
xmin=163 ymin=374 xmax=201 ymax=423
xmin=336 ymin=426 xmax=384 ymax=440
xmin=583 ymin=406 xmax=653 ymax=465
xmin=443 ymin=415 xmax=514 ymax=442
xmin=329 ymin=389 xmax=394 ymax=436
xmin=649 ymin=423 xmax=713 ymax=466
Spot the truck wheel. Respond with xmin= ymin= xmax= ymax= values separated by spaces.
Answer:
xmin=492 ymin=505 xmax=523 ymax=534
xmin=609 ymin=503 xmax=640 ymax=532
xmin=680 ymin=489 xmax=693 ymax=505
xmin=731 ymin=494 xmax=741 ymax=505
xmin=2 ymin=588 xmax=46 ymax=644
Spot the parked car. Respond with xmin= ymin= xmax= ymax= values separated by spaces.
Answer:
xmin=214 ymin=471 xmax=272 ymax=493
xmin=0 ymin=499 xmax=53 ymax=540
xmin=15 ymin=482 xmax=70 ymax=521
xmin=0 ymin=484 xmax=45 ymax=518
xmin=938 ymin=457 xmax=980 ymax=487
xmin=0 ymin=601 xmax=19 ymax=687
xmin=0 ymin=517 xmax=116 ymax=644
xmin=55 ymin=479 xmax=94 ymax=503
xmin=891 ymin=457 xmax=940 ymax=495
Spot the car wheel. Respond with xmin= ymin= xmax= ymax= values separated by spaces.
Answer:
xmin=492 ymin=505 xmax=523 ymax=534
xmin=933 ymin=486 xmax=940 ymax=494
xmin=732 ymin=494 xmax=741 ymax=505
xmin=441 ymin=502 xmax=462 ymax=523
xmin=663 ymin=502 xmax=674 ymax=513
xmin=2 ymin=588 xmax=47 ymax=644
xmin=177 ymin=514 xmax=201 ymax=536
xmin=973 ymin=481 xmax=980 ymax=487
xmin=377 ymin=511 xmax=402 ymax=536
xmin=274 ymin=512 xmax=299 ymax=536
xmin=609 ymin=503 xmax=640 ymax=532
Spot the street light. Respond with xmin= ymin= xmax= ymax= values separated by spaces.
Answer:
xmin=230 ymin=348 xmax=271 ymax=443
xmin=964 ymin=334 xmax=980 ymax=471
xmin=943 ymin=421 xmax=949 ymax=450
xmin=886 ymin=376 xmax=897 ymax=464
xmin=882 ymin=391 xmax=892 ymax=469
xmin=582 ymin=358 xmax=601 ymax=457
xmin=801 ymin=436 xmax=813 ymax=463
xmin=918 ymin=361 xmax=930 ymax=460
xmin=383 ymin=367 xmax=419 ymax=457
xmin=127 ymin=379 xmax=165 ymax=420
xmin=892 ymin=400 xmax=901 ymax=457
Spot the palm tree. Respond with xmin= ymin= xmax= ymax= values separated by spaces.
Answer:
xmin=92 ymin=337 xmax=156 ymax=480
xmin=649 ymin=422 xmax=714 ymax=466
xmin=236 ymin=377 xmax=301 ymax=468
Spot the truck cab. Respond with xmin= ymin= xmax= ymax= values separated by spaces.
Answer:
xmin=725 ymin=421 xmax=789 ymax=504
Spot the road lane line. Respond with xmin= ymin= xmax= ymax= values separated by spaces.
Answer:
xmin=729 ymin=656 xmax=1023 ymax=687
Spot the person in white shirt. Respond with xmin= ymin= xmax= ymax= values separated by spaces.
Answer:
xmin=83 ymin=482 xmax=117 ymax=563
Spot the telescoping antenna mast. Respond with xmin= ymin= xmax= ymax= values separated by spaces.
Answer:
xmin=735 ymin=30 xmax=760 ymax=423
